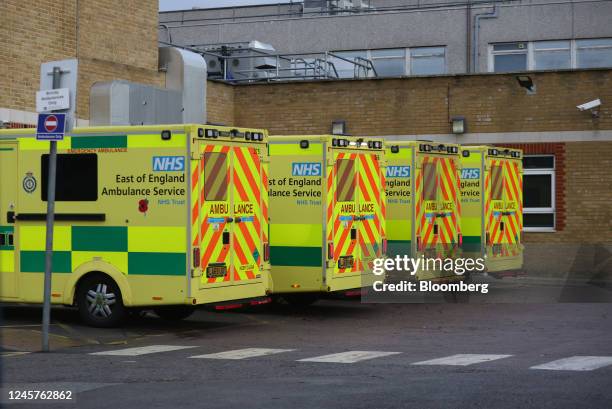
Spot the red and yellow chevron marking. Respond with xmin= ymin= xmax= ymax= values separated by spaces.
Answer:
xmin=415 ymin=155 xmax=460 ymax=256
xmin=437 ymin=156 xmax=460 ymax=251
xmin=328 ymin=152 xmax=360 ymax=275
xmin=485 ymin=157 xmax=523 ymax=258
xmin=232 ymin=146 xmax=264 ymax=282
xmin=195 ymin=144 xmax=232 ymax=284
xmin=358 ymin=153 xmax=384 ymax=270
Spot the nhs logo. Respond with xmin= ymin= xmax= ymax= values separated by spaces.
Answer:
xmin=292 ymin=162 xmax=322 ymax=176
xmin=386 ymin=166 xmax=410 ymax=178
xmin=153 ymin=156 xmax=185 ymax=171
xmin=461 ymin=168 xmax=481 ymax=179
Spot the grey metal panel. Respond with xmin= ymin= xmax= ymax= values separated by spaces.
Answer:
xmin=89 ymin=80 xmax=183 ymax=126
xmin=159 ymin=47 xmax=208 ymax=124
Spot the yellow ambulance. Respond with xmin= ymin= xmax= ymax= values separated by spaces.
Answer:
xmin=267 ymin=135 xmax=386 ymax=305
xmin=385 ymin=141 xmax=462 ymax=281
xmin=459 ymin=146 xmax=524 ymax=274
xmin=0 ymin=124 xmax=270 ymax=326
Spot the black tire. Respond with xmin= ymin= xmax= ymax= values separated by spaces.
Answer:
xmin=76 ymin=274 xmax=125 ymax=327
xmin=281 ymin=293 xmax=319 ymax=307
xmin=154 ymin=306 xmax=196 ymax=321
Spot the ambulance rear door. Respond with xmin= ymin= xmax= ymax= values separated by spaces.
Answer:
xmin=193 ymin=140 xmax=265 ymax=289
xmin=356 ymin=149 xmax=385 ymax=273
xmin=328 ymin=149 xmax=361 ymax=277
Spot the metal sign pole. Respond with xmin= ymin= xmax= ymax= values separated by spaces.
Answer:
xmin=41 ymin=66 xmax=61 ymax=352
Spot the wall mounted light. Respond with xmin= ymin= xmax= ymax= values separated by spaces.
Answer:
xmin=516 ymin=75 xmax=536 ymax=94
xmin=450 ymin=116 xmax=466 ymax=134
xmin=331 ymin=120 xmax=346 ymax=136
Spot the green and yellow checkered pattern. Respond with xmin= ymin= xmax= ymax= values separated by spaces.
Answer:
xmin=19 ymin=226 xmax=187 ymax=276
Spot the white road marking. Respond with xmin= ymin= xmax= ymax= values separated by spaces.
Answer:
xmin=90 ymin=345 xmax=196 ymax=356
xmin=412 ymin=354 xmax=512 ymax=366
xmin=298 ymin=350 xmax=401 ymax=364
xmin=531 ymin=356 xmax=612 ymax=371
xmin=190 ymin=348 xmax=295 ymax=360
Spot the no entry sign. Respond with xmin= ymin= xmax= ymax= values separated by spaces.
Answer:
xmin=36 ymin=113 xmax=66 ymax=141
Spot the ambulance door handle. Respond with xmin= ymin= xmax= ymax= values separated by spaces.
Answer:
xmin=6 ymin=211 xmax=15 ymax=224
xmin=222 ymin=231 xmax=230 ymax=245
xmin=7 ymin=233 xmax=13 ymax=246
xmin=350 ymin=228 xmax=357 ymax=241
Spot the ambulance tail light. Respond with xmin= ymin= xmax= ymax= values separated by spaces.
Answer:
xmin=382 ymin=239 xmax=387 ymax=255
xmin=327 ymin=242 xmax=334 ymax=260
xmin=458 ymin=233 xmax=463 ymax=247
xmin=193 ymin=248 xmax=201 ymax=268
xmin=486 ymin=232 xmax=491 ymax=246
xmin=416 ymin=236 xmax=421 ymax=252
xmin=215 ymin=303 xmax=243 ymax=311
xmin=263 ymin=243 xmax=270 ymax=262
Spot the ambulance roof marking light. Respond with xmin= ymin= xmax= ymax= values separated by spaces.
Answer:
xmin=333 ymin=138 xmax=349 ymax=147
xmin=488 ymin=148 xmax=499 ymax=156
xmin=391 ymin=145 xmax=400 ymax=154
xmin=205 ymin=129 xmax=219 ymax=138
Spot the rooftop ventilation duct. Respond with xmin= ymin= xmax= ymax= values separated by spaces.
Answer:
xmin=89 ymin=47 xmax=207 ymax=126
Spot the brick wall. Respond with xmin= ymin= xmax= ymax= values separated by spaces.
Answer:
xmin=0 ymin=0 xmax=162 ymax=119
xmin=0 ymin=0 xmax=77 ymax=113
xmin=77 ymin=0 xmax=159 ymax=72
xmin=558 ymin=142 xmax=612 ymax=243
xmin=206 ymin=81 xmax=235 ymax=126
xmin=230 ymin=70 xmax=612 ymax=135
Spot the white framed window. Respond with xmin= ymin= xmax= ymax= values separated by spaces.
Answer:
xmin=410 ymin=47 xmax=446 ymax=75
xmin=489 ymin=38 xmax=612 ymax=72
xmin=523 ymin=155 xmax=555 ymax=232
xmin=370 ymin=48 xmax=406 ymax=77
xmin=534 ymin=40 xmax=571 ymax=70
xmin=576 ymin=38 xmax=612 ymax=68
xmin=332 ymin=46 xmax=446 ymax=78
xmin=490 ymin=42 xmax=528 ymax=73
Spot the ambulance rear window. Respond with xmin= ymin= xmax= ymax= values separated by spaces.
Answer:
xmin=204 ymin=152 xmax=228 ymax=201
xmin=491 ymin=165 xmax=503 ymax=200
xmin=336 ymin=159 xmax=355 ymax=202
xmin=422 ymin=162 xmax=437 ymax=201
xmin=42 ymin=153 xmax=98 ymax=201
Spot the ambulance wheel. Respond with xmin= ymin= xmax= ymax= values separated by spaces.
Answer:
xmin=76 ymin=274 xmax=125 ymax=327
xmin=282 ymin=293 xmax=319 ymax=307
xmin=154 ymin=306 xmax=195 ymax=321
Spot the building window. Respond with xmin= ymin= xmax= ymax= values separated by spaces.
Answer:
xmin=576 ymin=38 xmax=612 ymax=68
xmin=332 ymin=46 xmax=446 ymax=78
xmin=534 ymin=40 xmax=571 ymax=70
xmin=410 ymin=47 xmax=446 ymax=75
xmin=490 ymin=38 xmax=612 ymax=72
xmin=370 ymin=48 xmax=406 ymax=77
xmin=332 ymin=50 xmax=368 ymax=78
xmin=523 ymin=155 xmax=555 ymax=231
xmin=491 ymin=42 xmax=528 ymax=73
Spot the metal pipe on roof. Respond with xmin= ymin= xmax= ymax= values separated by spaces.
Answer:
xmin=472 ymin=5 xmax=498 ymax=73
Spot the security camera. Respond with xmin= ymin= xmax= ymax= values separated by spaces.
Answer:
xmin=577 ymin=99 xmax=601 ymax=111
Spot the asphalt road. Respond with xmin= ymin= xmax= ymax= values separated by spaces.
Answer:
xmin=2 ymin=295 xmax=612 ymax=409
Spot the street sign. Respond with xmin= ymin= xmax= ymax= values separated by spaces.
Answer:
xmin=36 ymin=113 xmax=66 ymax=141
xmin=36 ymin=88 xmax=70 ymax=112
